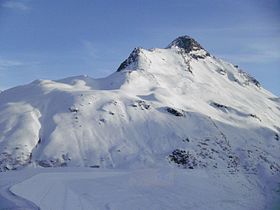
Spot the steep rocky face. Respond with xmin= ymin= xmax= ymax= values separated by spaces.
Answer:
xmin=117 ymin=48 xmax=142 ymax=72
xmin=0 ymin=36 xmax=279 ymax=178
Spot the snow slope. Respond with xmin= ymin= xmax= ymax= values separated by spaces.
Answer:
xmin=0 ymin=35 xmax=279 ymax=209
xmin=0 ymin=35 xmax=279 ymax=173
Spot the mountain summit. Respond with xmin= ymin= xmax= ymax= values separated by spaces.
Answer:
xmin=167 ymin=35 xmax=204 ymax=51
xmin=118 ymin=35 xmax=211 ymax=72
xmin=167 ymin=35 xmax=210 ymax=58
xmin=0 ymin=36 xmax=279 ymax=180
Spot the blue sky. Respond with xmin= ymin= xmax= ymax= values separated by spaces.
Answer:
xmin=0 ymin=0 xmax=279 ymax=96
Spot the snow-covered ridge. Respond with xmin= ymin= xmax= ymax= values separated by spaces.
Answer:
xmin=0 ymin=36 xmax=279 ymax=181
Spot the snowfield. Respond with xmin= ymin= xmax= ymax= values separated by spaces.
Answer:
xmin=0 ymin=167 xmax=277 ymax=210
xmin=0 ymin=35 xmax=279 ymax=209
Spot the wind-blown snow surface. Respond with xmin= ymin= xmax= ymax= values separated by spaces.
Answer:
xmin=4 ymin=167 xmax=274 ymax=210
xmin=0 ymin=36 xmax=279 ymax=209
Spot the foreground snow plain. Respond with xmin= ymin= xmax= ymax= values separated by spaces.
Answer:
xmin=0 ymin=167 xmax=278 ymax=210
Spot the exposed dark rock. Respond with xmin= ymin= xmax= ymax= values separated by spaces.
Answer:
xmin=90 ymin=165 xmax=100 ymax=168
xmin=37 ymin=156 xmax=70 ymax=168
xmin=167 ymin=36 xmax=205 ymax=53
xmin=117 ymin=48 xmax=141 ymax=72
xmin=166 ymin=107 xmax=184 ymax=117
xmin=275 ymin=133 xmax=279 ymax=141
xmin=38 ymin=160 xmax=52 ymax=167
xmin=249 ymin=114 xmax=261 ymax=122
xmin=227 ymin=155 xmax=239 ymax=171
xmin=182 ymin=138 xmax=190 ymax=142
xmin=69 ymin=107 xmax=79 ymax=113
xmin=190 ymin=53 xmax=210 ymax=60
xmin=238 ymin=69 xmax=261 ymax=88
xmin=132 ymin=100 xmax=150 ymax=110
xmin=210 ymin=102 xmax=228 ymax=110
xmin=0 ymin=151 xmax=31 ymax=172
xmin=178 ymin=51 xmax=193 ymax=73
xmin=99 ymin=118 xmax=106 ymax=123
xmin=216 ymin=68 xmax=226 ymax=75
xmin=62 ymin=153 xmax=71 ymax=162
xmin=167 ymin=35 xmax=210 ymax=59
xmin=269 ymin=97 xmax=280 ymax=103
xmin=169 ymin=149 xmax=198 ymax=169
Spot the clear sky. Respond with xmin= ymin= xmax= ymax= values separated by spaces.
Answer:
xmin=0 ymin=0 xmax=279 ymax=96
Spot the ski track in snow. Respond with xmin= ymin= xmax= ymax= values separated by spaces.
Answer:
xmin=0 ymin=171 xmax=39 ymax=210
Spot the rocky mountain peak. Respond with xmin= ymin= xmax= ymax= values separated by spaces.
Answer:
xmin=167 ymin=35 xmax=210 ymax=58
xmin=167 ymin=35 xmax=202 ymax=51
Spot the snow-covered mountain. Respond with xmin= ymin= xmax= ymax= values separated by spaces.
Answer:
xmin=0 ymin=36 xmax=279 ymax=177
